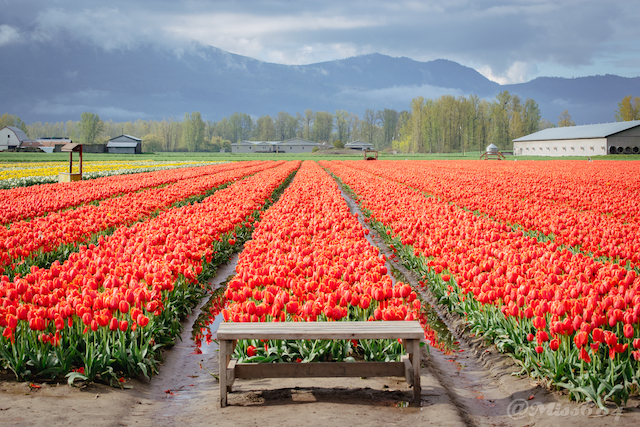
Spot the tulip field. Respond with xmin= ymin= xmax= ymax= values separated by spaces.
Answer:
xmin=322 ymin=159 xmax=640 ymax=409
xmin=217 ymin=161 xmax=438 ymax=363
xmin=1 ymin=158 xmax=640 ymax=410
xmin=0 ymin=161 xmax=279 ymax=277
xmin=0 ymin=160 xmax=298 ymax=383
xmin=0 ymin=159 xmax=219 ymax=189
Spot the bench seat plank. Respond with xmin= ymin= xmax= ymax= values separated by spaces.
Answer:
xmin=217 ymin=320 xmax=424 ymax=340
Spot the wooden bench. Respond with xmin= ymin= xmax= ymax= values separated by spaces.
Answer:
xmin=216 ymin=320 xmax=423 ymax=407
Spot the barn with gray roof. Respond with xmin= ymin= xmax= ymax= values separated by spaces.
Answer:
xmin=0 ymin=126 xmax=32 ymax=151
xmin=513 ymin=120 xmax=640 ymax=156
xmin=107 ymin=135 xmax=142 ymax=154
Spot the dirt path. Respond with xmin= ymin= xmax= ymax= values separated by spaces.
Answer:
xmin=2 ymin=175 xmax=640 ymax=426
xmin=120 ymin=253 xmax=466 ymax=427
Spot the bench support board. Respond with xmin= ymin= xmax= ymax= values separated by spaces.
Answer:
xmin=217 ymin=321 xmax=423 ymax=408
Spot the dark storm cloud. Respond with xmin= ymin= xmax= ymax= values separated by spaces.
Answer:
xmin=1 ymin=0 xmax=638 ymax=83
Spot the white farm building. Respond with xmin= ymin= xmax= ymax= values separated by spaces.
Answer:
xmin=0 ymin=126 xmax=32 ymax=151
xmin=513 ymin=120 xmax=640 ymax=156
xmin=231 ymin=138 xmax=319 ymax=154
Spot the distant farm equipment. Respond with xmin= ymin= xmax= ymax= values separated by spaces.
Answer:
xmin=480 ymin=143 xmax=505 ymax=160
xmin=364 ymin=149 xmax=378 ymax=160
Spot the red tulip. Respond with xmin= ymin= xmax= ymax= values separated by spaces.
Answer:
xmin=536 ymin=331 xmax=549 ymax=344
xmin=605 ymin=331 xmax=618 ymax=347
xmin=592 ymin=328 xmax=604 ymax=343
xmin=119 ymin=300 xmax=130 ymax=314
xmin=285 ymin=301 xmax=299 ymax=315
xmin=247 ymin=345 xmax=257 ymax=357
xmin=137 ymin=314 xmax=149 ymax=328
xmin=574 ymin=331 xmax=588 ymax=348
xmin=109 ymin=317 xmax=118 ymax=331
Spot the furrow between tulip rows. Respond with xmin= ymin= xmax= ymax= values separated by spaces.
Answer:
xmin=342 ymin=160 xmax=640 ymax=268
xmin=0 ymin=161 xmax=263 ymax=225
xmin=322 ymin=160 xmax=640 ymax=408
xmin=0 ymin=161 xmax=283 ymax=277
xmin=0 ymin=161 xmax=299 ymax=383
xmin=220 ymin=161 xmax=436 ymax=363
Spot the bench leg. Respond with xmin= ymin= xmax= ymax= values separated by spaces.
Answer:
xmin=409 ymin=339 xmax=421 ymax=406
xmin=219 ymin=339 xmax=232 ymax=407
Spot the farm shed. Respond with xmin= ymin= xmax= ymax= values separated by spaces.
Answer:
xmin=107 ymin=135 xmax=142 ymax=154
xmin=513 ymin=120 xmax=640 ymax=156
xmin=31 ymin=138 xmax=72 ymax=153
xmin=231 ymin=138 xmax=319 ymax=154
xmin=232 ymin=141 xmax=278 ymax=153
xmin=0 ymin=126 xmax=32 ymax=151
xmin=346 ymin=140 xmax=374 ymax=151
xmin=18 ymin=140 xmax=46 ymax=152
xmin=279 ymin=138 xmax=318 ymax=153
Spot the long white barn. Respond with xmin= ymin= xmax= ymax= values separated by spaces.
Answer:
xmin=232 ymin=138 xmax=319 ymax=154
xmin=513 ymin=121 xmax=640 ymax=156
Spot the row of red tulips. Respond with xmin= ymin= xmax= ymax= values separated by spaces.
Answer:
xmin=220 ymin=161 xmax=440 ymax=363
xmin=350 ymin=160 xmax=640 ymax=223
xmin=323 ymin=160 xmax=640 ymax=408
xmin=0 ymin=161 xmax=257 ymax=225
xmin=346 ymin=160 xmax=640 ymax=268
xmin=0 ymin=161 xmax=281 ymax=275
xmin=0 ymin=161 xmax=299 ymax=382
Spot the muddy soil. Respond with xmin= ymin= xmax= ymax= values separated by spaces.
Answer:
xmin=2 ymin=181 xmax=640 ymax=426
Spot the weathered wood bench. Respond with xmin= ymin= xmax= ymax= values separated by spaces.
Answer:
xmin=216 ymin=320 xmax=423 ymax=407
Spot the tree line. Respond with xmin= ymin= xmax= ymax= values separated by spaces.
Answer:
xmin=3 ymin=93 xmax=636 ymax=154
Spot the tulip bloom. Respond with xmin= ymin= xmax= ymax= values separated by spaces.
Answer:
xmin=624 ymin=323 xmax=634 ymax=339
xmin=247 ymin=345 xmax=257 ymax=357
xmin=574 ymin=331 xmax=589 ymax=348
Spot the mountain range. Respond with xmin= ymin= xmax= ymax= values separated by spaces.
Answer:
xmin=2 ymin=42 xmax=639 ymax=125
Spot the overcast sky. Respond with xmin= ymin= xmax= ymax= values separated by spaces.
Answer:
xmin=2 ymin=0 xmax=639 ymax=84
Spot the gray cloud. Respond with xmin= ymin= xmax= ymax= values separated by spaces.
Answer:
xmin=0 ymin=24 xmax=22 ymax=46
xmin=336 ymin=84 xmax=467 ymax=107
xmin=1 ymin=0 xmax=639 ymax=83
xmin=31 ymin=100 xmax=150 ymax=120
